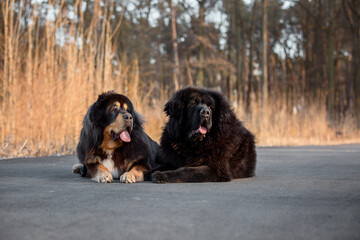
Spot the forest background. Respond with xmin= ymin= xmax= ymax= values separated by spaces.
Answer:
xmin=1 ymin=0 xmax=360 ymax=158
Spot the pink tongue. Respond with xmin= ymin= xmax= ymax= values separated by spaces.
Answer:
xmin=199 ymin=126 xmax=207 ymax=135
xmin=120 ymin=130 xmax=131 ymax=142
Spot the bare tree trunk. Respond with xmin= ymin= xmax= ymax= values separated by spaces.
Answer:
xmin=270 ymin=52 xmax=277 ymax=103
xmin=262 ymin=0 xmax=268 ymax=107
xmin=246 ymin=0 xmax=258 ymax=112
xmin=327 ymin=0 xmax=335 ymax=123
xmin=185 ymin=58 xmax=193 ymax=85
xmin=197 ymin=0 xmax=206 ymax=86
xmin=235 ymin=1 xmax=242 ymax=103
xmin=343 ymin=0 xmax=360 ymax=126
xmin=169 ymin=0 xmax=180 ymax=90
xmin=241 ymin=29 xmax=247 ymax=104
xmin=225 ymin=0 xmax=234 ymax=100
xmin=354 ymin=9 xmax=360 ymax=127
xmin=281 ymin=58 xmax=287 ymax=108
xmin=345 ymin=54 xmax=353 ymax=112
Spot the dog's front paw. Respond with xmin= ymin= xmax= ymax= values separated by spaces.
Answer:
xmin=152 ymin=171 xmax=168 ymax=184
xmin=93 ymin=171 xmax=113 ymax=183
xmin=120 ymin=172 xmax=136 ymax=183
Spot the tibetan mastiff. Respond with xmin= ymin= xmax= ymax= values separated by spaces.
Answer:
xmin=147 ymin=86 xmax=256 ymax=183
xmin=73 ymin=91 xmax=159 ymax=183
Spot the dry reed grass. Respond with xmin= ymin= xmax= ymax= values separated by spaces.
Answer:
xmin=1 ymin=0 xmax=359 ymax=158
xmin=0 ymin=0 xmax=161 ymax=158
xmin=236 ymin=101 xmax=360 ymax=147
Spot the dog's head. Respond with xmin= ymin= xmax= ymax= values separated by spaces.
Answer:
xmin=164 ymin=87 xmax=232 ymax=142
xmin=87 ymin=91 xmax=143 ymax=149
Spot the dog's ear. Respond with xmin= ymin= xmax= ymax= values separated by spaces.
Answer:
xmin=89 ymin=101 xmax=101 ymax=126
xmin=86 ymin=94 xmax=109 ymax=148
xmin=164 ymin=93 xmax=182 ymax=119
xmin=77 ymin=106 xmax=104 ymax=163
xmin=86 ymin=104 xmax=104 ymax=146
xmin=209 ymin=90 xmax=233 ymax=125
xmin=163 ymin=91 xmax=185 ymax=139
xmin=165 ymin=116 xmax=183 ymax=139
xmin=164 ymin=92 xmax=186 ymax=139
xmin=89 ymin=93 xmax=109 ymax=127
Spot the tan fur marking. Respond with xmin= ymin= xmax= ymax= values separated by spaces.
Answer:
xmin=106 ymin=101 xmax=121 ymax=113
xmin=120 ymin=166 xmax=146 ymax=183
xmin=171 ymin=143 xmax=179 ymax=150
xmin=129 ymin=166 xmax=146 ymax=181
xmin=97 ymin=164 xmax=110 ymax=172
xmin=123 ymin=156 xmax=143 ymax=172
xmin=92 ymin=164 xmax=113 ymax=183
xmin=100 ymin=115 xmax=124 ymax=151
xmin=123 ymin=103 xmax=128 ymax=110
xmin=84 ymin=155 xmax=102 ymax=164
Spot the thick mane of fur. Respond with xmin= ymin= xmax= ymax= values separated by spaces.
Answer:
xmin=75 ymin=91 xmax=159 ymax=182
xmin=76 ymin=91 xmax=146 ymax=163
xmin=152 ymin=86 xmax=256 ymax=183
xmin=76 ymin=106 xmax=103 ymax=163
xmin=163 ymin=86 xmax=236 ymax=142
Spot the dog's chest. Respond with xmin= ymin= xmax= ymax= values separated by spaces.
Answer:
xmin=101 ymin=151 xmax=120 ymax=179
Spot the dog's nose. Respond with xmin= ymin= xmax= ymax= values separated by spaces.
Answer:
xmin=123 ymin=113 xmax=133 ymax=120
xmin=200 ymin=108 xmax=210 ymax=118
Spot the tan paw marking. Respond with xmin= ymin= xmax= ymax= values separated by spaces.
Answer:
xmin=120 ymin=172 xmax=136 ymax=183
xmin=93 ymin=171 xmax=113 ymax=183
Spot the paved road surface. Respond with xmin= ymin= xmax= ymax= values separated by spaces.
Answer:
xmin=1 ymin=144 xmax=359 ymax=240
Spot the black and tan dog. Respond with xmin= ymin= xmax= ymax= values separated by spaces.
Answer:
xmin=146 ymin=86 xmax=256 ymax=183
xmin=73 ymin=91 xmax=159 ymax=183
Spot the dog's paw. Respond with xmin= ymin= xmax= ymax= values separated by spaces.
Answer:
xmin=120 ymin=172 xmax=136 ymax=183
xmin=72 ymin=164 xmax=83 ymax=174
xmin=93 ymin=171 xmax=113 ymax=183
xmin=152 ymin=171 xmax=168 ymax=184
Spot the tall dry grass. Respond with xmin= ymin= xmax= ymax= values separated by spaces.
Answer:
xmin=0 ymin=0 xmax=165 ymax=158
xmin=0 ymin=1 xmax=359 ymax=158
xmin=236 ymin=100 xmax=360 ymax=146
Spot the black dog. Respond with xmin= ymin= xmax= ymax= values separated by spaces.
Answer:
xmin=73 ymin=91 xmax=159 ymax=183
xmin=147 ymin=86 xmax=256 ymax=183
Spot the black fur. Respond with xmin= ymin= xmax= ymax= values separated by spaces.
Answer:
xmin=146 ymin=86 xmax=256 ymax=183
xmin=75 ymin=91 xmax=159 ymax=178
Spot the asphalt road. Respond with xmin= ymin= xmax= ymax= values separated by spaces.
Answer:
xmin=0 ymin=144 xmax=360 ymax=240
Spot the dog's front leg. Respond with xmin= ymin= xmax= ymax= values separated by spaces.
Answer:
xmin=152 ymin=165 xmax=230 ymax=183
xmin=85 ymin=156 xmax=113 ymax=183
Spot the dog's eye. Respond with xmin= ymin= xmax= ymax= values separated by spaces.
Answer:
xmin=111 ymin=105 xmax=119 ymax=112
xmin=195 ymin=98 xmax=200 ymax=104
